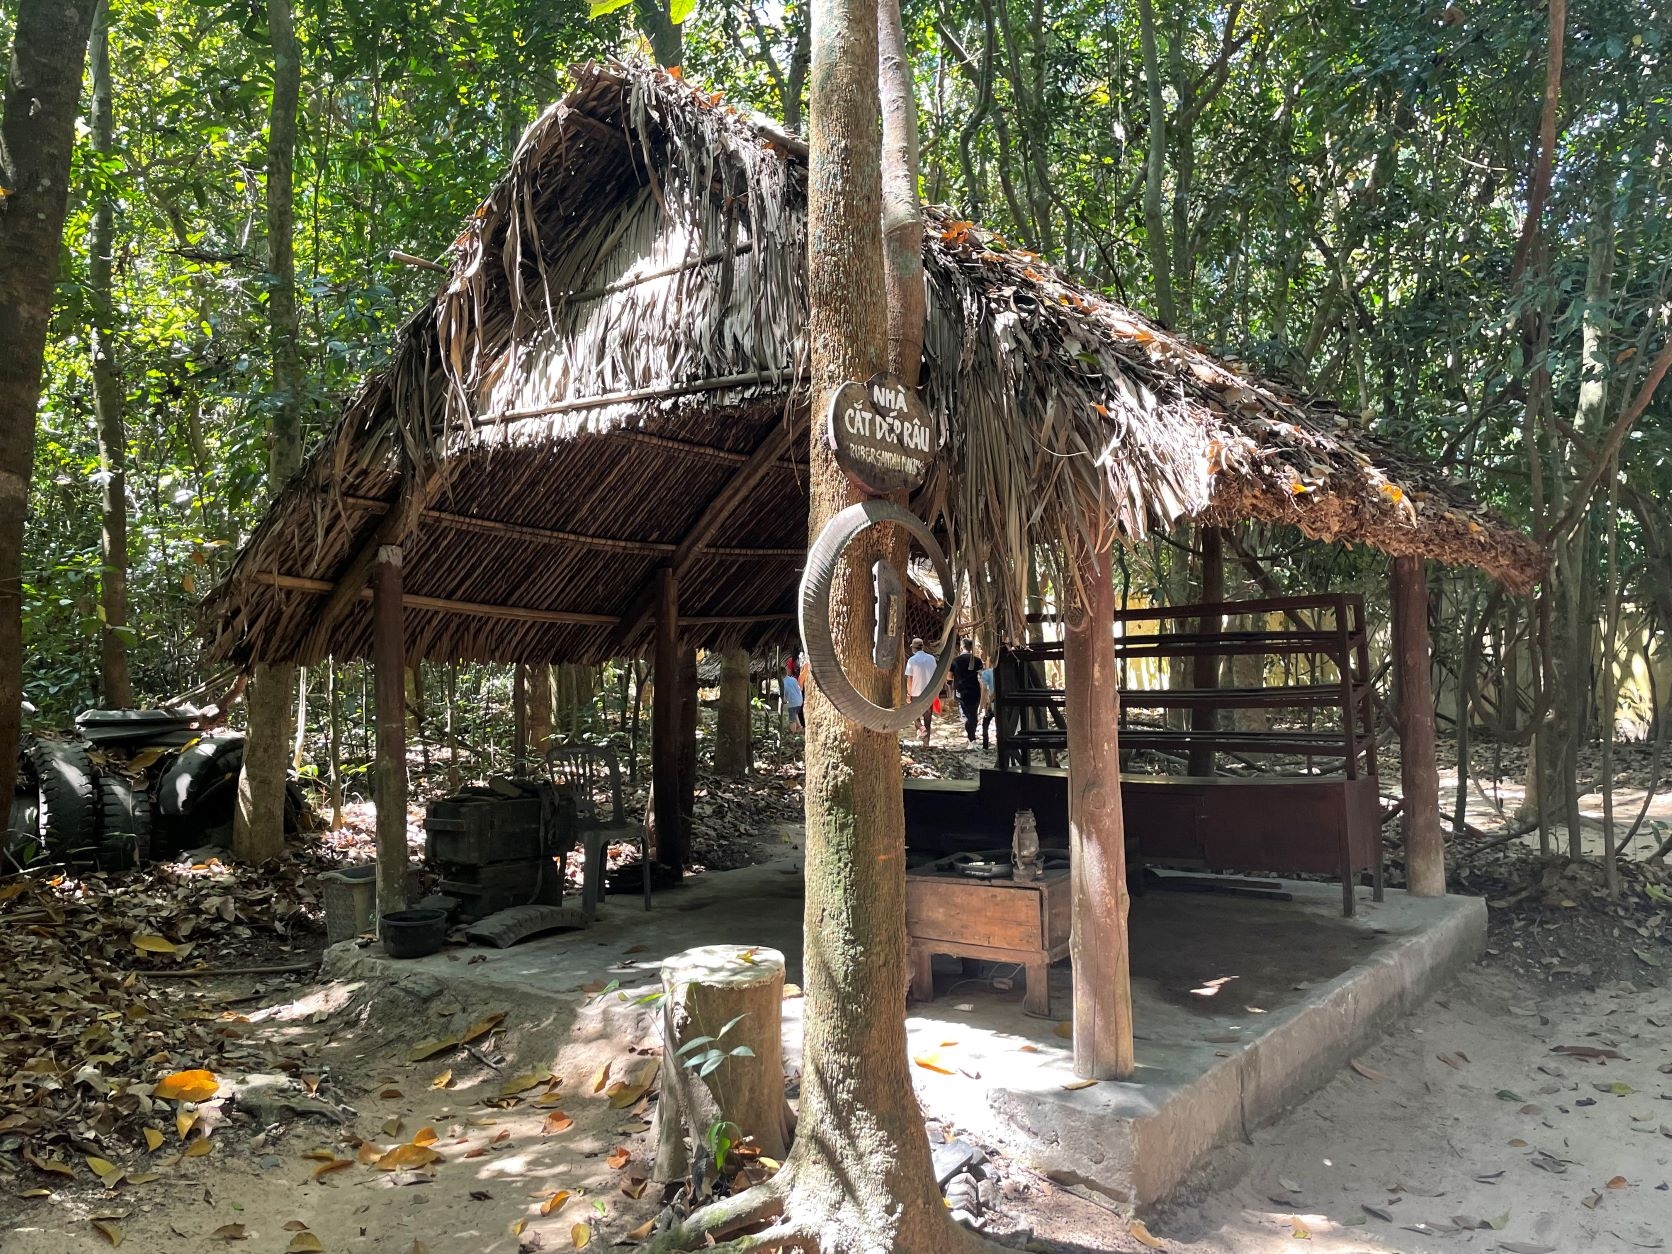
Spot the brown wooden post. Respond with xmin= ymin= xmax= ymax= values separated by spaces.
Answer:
xmin=511 ymin=662 xmax=528 ymax=774
xmin=373 ymin=545 xmax=409 ymax=923
xmin=1188 ymin=525 xmax=1224 ymax=775
xmin=651 ymin=566 xmax=686 ymax=875
xmin=1064 ymin=539 xmax=1135 ymax=1080
xmin=677 ymin=644 xmax=698 ymax=848
xmin=1392 ymin=555 xmax=1445 ymax=896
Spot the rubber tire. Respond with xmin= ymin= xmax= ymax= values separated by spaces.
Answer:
xmin=97 ymin=773 xmax=152 ymax=869
xmin=798 ymin=499 xmax=957 ymax=734
xmin=28 ymin=741 xmax=99 ymax=857
xmin=156 ymin=733 xmax=246 ymax=817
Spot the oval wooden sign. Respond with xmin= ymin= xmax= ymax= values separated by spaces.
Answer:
xmin=826 ymin=373 xmax=937 ymax=496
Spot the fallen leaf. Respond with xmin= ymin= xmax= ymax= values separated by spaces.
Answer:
xmin=431 ymin=1070 xmax=453 ymax=1090
xmin=541 ymin=1189 xmax=572 ymax=1215
xmin=571 ymin=1222 xmax=592 ymax=1249
xmin=176 ymin=1110 xmax=197 ymax=1141
xmin=412 ymin=1126 xmax=439 ymax=1147
xmin=1350 ymin=1060 xmax=1385 ymax=1081
xmin=500 ymin=1073 xmax=546 ymax=1097
xmin=542 ymin=1110 xmax=574 ymax=1135
xmin=377 ymin=1143 xmax=443 ymax=1171
xmin=183 ymin=1138 xmax=213 ymax=1159
xmin=131 ymin=933 xmax=182 ymax=954
xmin=590 ymin=1063 xmax=611 ymax=1093
xmin=462 ymin=1012 xmax=507 ymax=1043
xmin=913 ymin=1053 xmax=954 ymax=1076
xmin=1607 ymin=1176 xmax=1630 ymax=1189
xmin=92 ymin=1219 xmax=123 ymax=1247
xmin=1291 ymin=1216 xmax=1312 ymax=1239
xmin=86 ymin=1156 xmax=122 ymax=1183
xmin=155 ymin=1069 xmax=219 ymax=1102
xmin=125 ymin=1173 xmax=160 ymax=1186
xmin=1062 ymin=1078 xmax=1098 ymax=1090
xmin=287 ymin=1234 xmax=324 ymax=1253
xmin=1498 ymin=1244 xmax=1556 ymax=1254
xmin=379 ymin=1088 xmax=404 ymax=1100
xmin=621 ymin=1175 xmax=648 ymax=1199
xmin=1054 ymin=1021 xmax=1072 ymax=1039
xmin=607 ymin=1146 xmax=631 ymax=1169
xmin=408 ymin=1037 xmax=459 ymax=1062
xmin=607 ymin=1082 xmax=649 ymax=1109
xmin=1496 ymin=1089 xmax=1525 ymax=1102
xmin=1362 ymin=1204 xmax=1394 ymax=1222
xmin=510 ymin=1218 xmax=527 ymax=1236
xmin=1130 ymin=1218 xmax=1165 ymax=1249
xmin=311 ymin=1159 xmax=353 ymax=1181
xmin=211 ymin=1224 xmax=249 ymax=1241
xmin=143 ymin=1128 xmax=164 ymax=1152
xmin=626 ymin=1217 xmax=656 ymax=1241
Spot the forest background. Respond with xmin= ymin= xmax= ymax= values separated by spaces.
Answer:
xmin=9 ymin=0 xmax=1671 ymax=858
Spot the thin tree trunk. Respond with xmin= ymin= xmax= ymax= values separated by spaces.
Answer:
xmin=0 ymin=0 xmax=102 ymax=799
xmin=1136 ymin=0 xmax=1174 ymax=327
xmin=713 ymin=648 xmax=752 ymax=776
xmin=526 ymin=663 xmax=554 ymax=761
xmin=327 ymin=656 xmax=343 ymax=829
xmin=291 ymin=665 xmax=308 ymax=772
xmin=1600 ymin=468 xmax=1621 ymax=897
xmin=89 ymin=0 xmax=131 ymax=708
xmin=634 ymin=0 xmax=683 ymax=68
xmin=642 ymin=2 xmax=993 ymax=1247
xmin=234 ymin=0 xmax=305 ymax=862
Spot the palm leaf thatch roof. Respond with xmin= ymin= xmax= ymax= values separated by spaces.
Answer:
xmin=202 ymin=62 xmax=1541 ymax=670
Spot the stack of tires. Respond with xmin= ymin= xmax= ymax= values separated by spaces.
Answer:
xmin=5 ymin=724 xmax=303 ymax=872
xmin=7 ymin=739 xmax=146 ymax=872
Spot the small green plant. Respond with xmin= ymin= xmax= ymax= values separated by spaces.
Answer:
xmin=703 ymin=1119 xmax=742 ymax=1174
xmin=677 ymin=1012 xmax=755 ymax=1079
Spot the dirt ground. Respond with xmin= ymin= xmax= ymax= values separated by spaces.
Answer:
xmin=4 ymin=729 xmax=1669 ymax=1254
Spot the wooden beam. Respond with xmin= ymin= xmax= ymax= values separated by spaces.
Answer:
xmin=477 ymin=368 xmax=805 ymax=427
xmin=613 ymin=411 xmax=810 ymax=650
xmin=651 ymin=567 xmax=686 ymax=875
xmin=253 ymin=572 xmax=618 ymax=627
xmin=1063 ymin=539 xmax=1135 ymax=1080
xmin=373 ymin=546 xmax=409 ymax=923
xmin=1393 ymin=554 xmax=1445 ymax=895
xmin=252 ymin=571 xmax=790 ymax=629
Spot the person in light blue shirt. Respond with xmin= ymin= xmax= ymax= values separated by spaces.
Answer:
xmin=781 ymin=658 xmax=804 ymax=733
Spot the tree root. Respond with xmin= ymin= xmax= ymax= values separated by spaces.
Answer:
xmin=643 ymin=1168 xmax=1011 ymax=1254
xmin=644 ymin=1176 xmax=789 ymax=1254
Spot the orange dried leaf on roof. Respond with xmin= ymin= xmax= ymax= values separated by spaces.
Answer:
xmin=939 ymin=220 xmax=975 ymax=244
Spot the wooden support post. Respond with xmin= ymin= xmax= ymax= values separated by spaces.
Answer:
xmin=1064 ymin=540 xmax=1135 ymax=1080
xmin=512 ymin=663 xmax=528 ymax=775
xmin=1392 ymin=555 xmax=1445 ymax=896
xmin=373 ymin=545 xmax=409 ymax=923
xmin=651 ymin=566 xmax=686 ymax=875
xmin=677 ymin=645 xmax=698 ymax=845
xmin=1188 ymin=525 xmax=1224 ymax=776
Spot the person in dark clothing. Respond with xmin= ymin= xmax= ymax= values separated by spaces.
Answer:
xmin=947 ymin=638 xmax=984 ymax=745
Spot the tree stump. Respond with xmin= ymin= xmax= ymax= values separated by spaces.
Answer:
xmin=653 ymin=944 xmax=794 ymax=1184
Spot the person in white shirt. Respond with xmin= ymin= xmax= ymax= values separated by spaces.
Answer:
xmin=903 ymin=637 xmax=939 ymax=745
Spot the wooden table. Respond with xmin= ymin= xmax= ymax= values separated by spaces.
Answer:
xmin=905 ymin=866 xmax=1070 ymax=1016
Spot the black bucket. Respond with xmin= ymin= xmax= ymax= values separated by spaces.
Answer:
xmin=380 ymin=908 xmax=448 ymax=959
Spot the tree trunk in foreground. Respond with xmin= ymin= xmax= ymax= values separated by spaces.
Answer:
xmin=1393 ymin=555 xmax=1445 ymax=896
xmin=713 ymin=648 xmax=752 ymax=776
xmin=234 ymin=0 xmax=305 ymax=862
xmin=650 ymin=2 xmax=990 ymax=1249
xmin=373 ymin=547 xmax=409 ymax=919
xmin=89 ymin=0 xmax=132 ymax=709
xmin=0 ymin=0 xmax=101 ymax=799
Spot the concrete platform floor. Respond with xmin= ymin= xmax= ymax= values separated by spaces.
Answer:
xmin=326 ymin=852 xmax=1484 ymax=1206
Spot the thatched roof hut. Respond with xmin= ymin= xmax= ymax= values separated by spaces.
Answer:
xmin=202 ymin=62 xmax=1541 ymax=670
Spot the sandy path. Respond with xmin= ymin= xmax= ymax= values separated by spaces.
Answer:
xmin=1138 ymin=964 xmax=1672 ymax=1254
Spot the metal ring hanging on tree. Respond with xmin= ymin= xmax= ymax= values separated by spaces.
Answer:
xmin=799 ymin=499 xmax=957 ymax=734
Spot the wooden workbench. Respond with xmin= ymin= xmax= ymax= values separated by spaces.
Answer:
xmin=905 ymin=865 xmax=1070 ymax=1016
